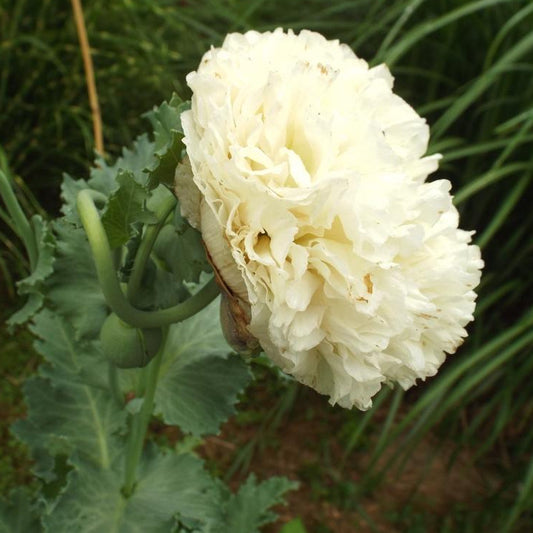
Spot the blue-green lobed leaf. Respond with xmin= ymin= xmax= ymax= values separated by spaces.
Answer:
xmin=46 ymin=220 xmax=107 ymax=339
xmin=7 ymin=215 xmax=55 ymax=328
xmin=12 ymin=311 xmax=127 ymax=479
xmin=217 ymin=474 xmax=298 ymax=533
xmin=59 ymin=174 xmax=90 ymax=224
xmin=144 ymin=95 xmax=190 ymax=189
xmin=101 ymin=170 xmax=157 ymax=249
xmin=0 ymin=488 xmax=43 ymax=533
xmin=156 ymin=354 xmax=251 ymax=436
xmin=153 ymin=211 xmax=212 ymax=285
xmin=120 ymin=300 xmax=251 ymax=437
xmin=88 ymin=134 xmax=157 ymax=194
xmin=155 ymin=299 xmax=250 ymax=435
xmin=42 ymin=450 xmax=222 ymax=533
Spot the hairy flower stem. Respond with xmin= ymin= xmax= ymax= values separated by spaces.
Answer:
xmin=122 ymin=327 xmax=168 ymax=498
xmin=76 ymin=189 xmax=219 ymax=329
xmin=0 ymin=170 xmax=37 ymax=269
xmin=127 ymin=192 xmax=177 ymax=304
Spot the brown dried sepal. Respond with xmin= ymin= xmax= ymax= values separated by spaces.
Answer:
xmin=204 ymin=243 xmax=261 ymax=357
xmin=219 ymin=291 xmax=261 ymax=356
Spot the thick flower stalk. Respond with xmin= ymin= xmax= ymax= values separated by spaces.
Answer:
xmin=176 ymin=28 xmax=483 ymax=410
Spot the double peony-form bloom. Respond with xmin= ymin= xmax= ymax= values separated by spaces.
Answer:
xmin=176 ymin=28 xmax=483 ymax=410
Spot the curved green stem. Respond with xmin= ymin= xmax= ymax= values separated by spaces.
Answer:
xmin=77 ymin=189 xmax=219 ymax=329
xmin=0 ymin=170 xmax=37 ymax=269
xmin=89 ymin=189 xmax=108 ymax=205
xmin=127 ymin=193 xmax=177 ymax=303
xmin=122 ymin=327 xmax=168 ymax=497
xmin=108 ymin=362 xmax=122 ymax=407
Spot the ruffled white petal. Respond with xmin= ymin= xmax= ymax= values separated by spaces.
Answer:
xmin=178 ymin=28 xmax=483 ymax=410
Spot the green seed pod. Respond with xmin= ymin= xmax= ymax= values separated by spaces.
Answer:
xmin=99 ymin=313 xmax=163 ymax=369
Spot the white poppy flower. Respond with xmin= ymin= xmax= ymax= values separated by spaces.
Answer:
xmin=176 ymin=28 xmax=483 ymax=410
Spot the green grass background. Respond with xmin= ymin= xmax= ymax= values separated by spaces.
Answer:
xmin=1 ymin=0 xmax=532 ymax=531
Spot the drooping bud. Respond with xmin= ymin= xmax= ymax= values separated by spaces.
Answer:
xmin=100 ymin=313 xmax=163 ymax=368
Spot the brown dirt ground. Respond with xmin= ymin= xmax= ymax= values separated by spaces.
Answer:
xmin=0 ymin=296 xmax=40 ymax=495
xmin=193 ymin=384 xmax=500 ymax=533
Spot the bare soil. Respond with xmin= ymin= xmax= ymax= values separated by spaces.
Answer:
xmin=197 ymin=382 xmax=499 ymax=533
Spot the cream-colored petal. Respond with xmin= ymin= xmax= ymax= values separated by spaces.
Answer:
xmin=178 ymin=28 xmax=483 ymax=411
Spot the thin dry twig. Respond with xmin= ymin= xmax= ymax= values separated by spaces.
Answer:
xmin=70 ymin=0 xmax=104 ymax=156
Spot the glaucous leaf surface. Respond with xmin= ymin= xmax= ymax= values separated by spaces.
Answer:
xmin=42 ymin=451 xmax=221 ymax=533
xmin=88 ymin=134 xmax=156 ymax=194
xmin=153 ymin=217 xmax=211 ymax=285
xmin=101 ymin=170 xmax=157 ymax=249
xmin=12 ymin=311 xmax=127 ymax=479
xmin=0 ymin=488 xmax=43 ymax=533
xmin=144 ymin=95 xmax=190 ymax=189
xmin=7 ymin=215 xmax=55 ymax=327
xmin=218 ymin=474 xmax=298 ymax=533
xmin=121 ymin=300 xmax=251 ymax=436
xmin=45 ymin=221 xmax=107 ymax=339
